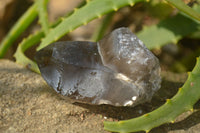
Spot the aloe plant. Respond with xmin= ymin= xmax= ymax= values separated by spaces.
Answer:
xmin=0 ymin=0 xmax=200 ymax=132
xmin=0 ymin=3 xmax=38 ymax=58
xmin=104 ymin=57 xmax=200 ymax=132
xmin=0 ymin=0 xmax=146 ymax=72
xmin=37 ymin=0 xmax=145 ymax=50
xmin=104 ymin=0 xmax=200 ymax=132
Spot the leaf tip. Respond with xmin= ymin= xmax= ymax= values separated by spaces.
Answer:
xmin=145 ymin=129 xmax=150 ymax=133
xmin=113 ymin=7 xmax=118 ymax=11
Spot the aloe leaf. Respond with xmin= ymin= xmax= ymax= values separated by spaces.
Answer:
xmin=14 ymin=31 xmax=44 ymax=73
xmin=166 ymin=0 xmax=200 ymax=22
xmin=13 ymin=1 xmax=87 ymax=73
xmin=0 ymin=3 xmax=38 ymax=58
xmin=104 ymin=57 xmax=200 ymax=133
xmin=136 ymin=14 xmax=199 ymax=49
xmin=37 ymin=0 xmax=146 ymax=50
xmin=171 ymin=47 xmax=200 ymax=72
xmin=36 ymin=0 xmax=50 ymax=34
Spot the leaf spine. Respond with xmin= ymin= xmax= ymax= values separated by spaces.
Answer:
xmin=166 ymin=99 xmax=171 ymax=104
xmin=97 ymin=14 xmax=102 ymax=18
xmin=130 ymin=3 xmax=135 ymax=7
xmin=61 ymin=17 xmax=65 ymax=21
xmin=163 ymin=0 xmax=168 ymax=4
xmin=185 ymin=105 xmax=194 ymax=112
xmin=113 ymin=7 xmax=118 ymax=11
xmin=170 ymin=120 xmax=175 ymax=123
xmin=86 ymin=0 xmax=90 ymax=3
xmin=83 ymin=21 xmax=88 ymax=25
xmin=54 ymin=37 xmax=58 ymax=41
xmin=187 ymin=72 xmax=191 ymax=75
xmin=74 ymin=8 xmax=78 ymax=12
xmin=128 ymin=0 xmax=135 ymax=7
xmin=119 ymin=121 xmax=125 ymax=124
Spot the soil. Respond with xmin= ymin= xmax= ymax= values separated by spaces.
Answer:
xmin=0 ymin=59 xmax=200 ymax=133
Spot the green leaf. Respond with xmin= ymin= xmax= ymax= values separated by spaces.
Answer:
xmin=137 ymin=14 xmax=199 ymax=49
xmin=14 ymin=31 xmax=44 ymax=73
xmin=166 ymin=0 xmax=200 ymax=23
xmin=13 ymin=1 xmax=86 ymax=73
xmin=0 ymin=3 xmax=38 ymax=58
xmin=36 ymin=0 xmax=50 ymax=35
xmin=104 ymin=57 xmax=200 ymax=132
xmin=37 ymin=0 xmax=146 ymax=50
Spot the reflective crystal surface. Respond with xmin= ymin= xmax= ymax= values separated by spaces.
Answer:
xmin=35 ymin=27 xmax=161 ymax=107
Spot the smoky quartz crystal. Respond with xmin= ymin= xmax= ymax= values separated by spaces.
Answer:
xmin=35 ymin=27 xmax=161 ymax=107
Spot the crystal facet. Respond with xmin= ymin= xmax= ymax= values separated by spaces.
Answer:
xmin=35 ymin=27 xmax=161 ymax=107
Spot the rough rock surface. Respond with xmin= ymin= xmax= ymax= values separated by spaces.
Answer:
xmin=0 ymin=60 xmax=200 ymax=133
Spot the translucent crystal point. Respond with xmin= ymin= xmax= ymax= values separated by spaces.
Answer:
xmin=98 ymin=28 xmax=161 ymax=103
xmin=35 ymin=28 xmax=161 ymax=107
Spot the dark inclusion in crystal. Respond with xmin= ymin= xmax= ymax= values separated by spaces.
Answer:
xmin=35 ymin=27 xmax=161 ymax=107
